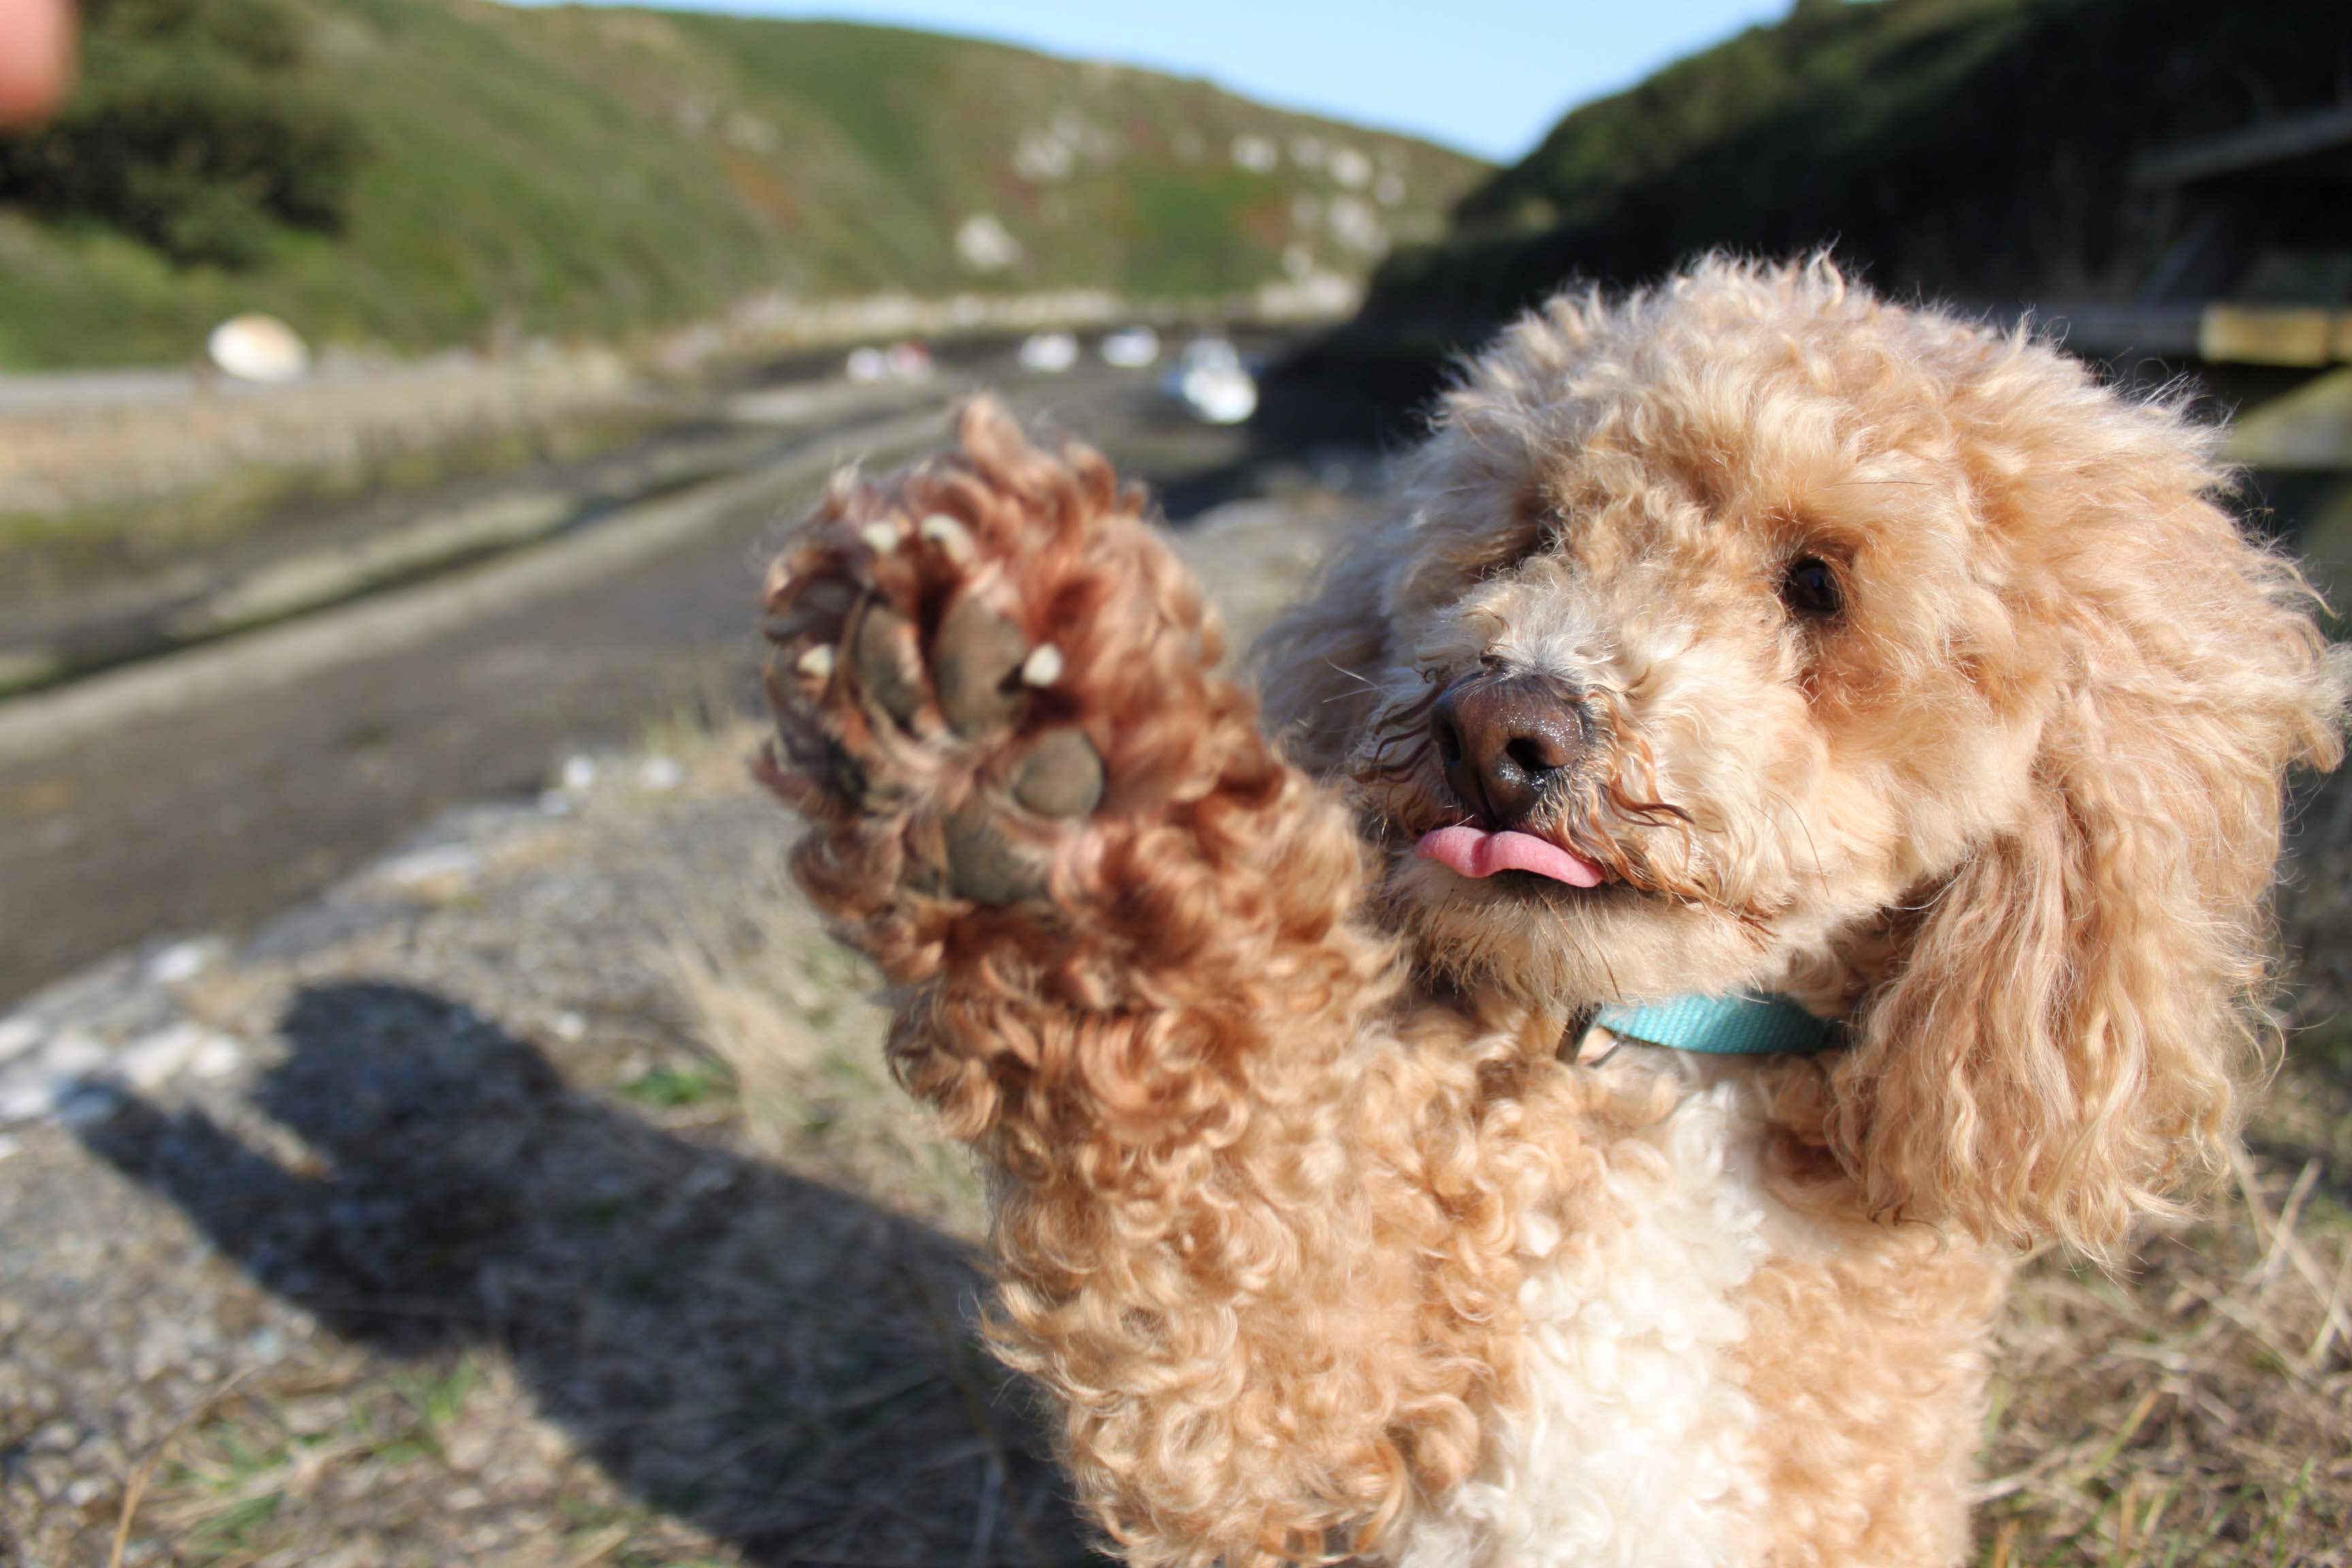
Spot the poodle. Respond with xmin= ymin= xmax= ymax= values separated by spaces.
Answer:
xmin=753 ymin=258 xmax=2348 ymax=1568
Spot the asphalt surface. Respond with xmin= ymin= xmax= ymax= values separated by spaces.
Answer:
xmin=0 ymin=357 xmax=1266 ymax=1005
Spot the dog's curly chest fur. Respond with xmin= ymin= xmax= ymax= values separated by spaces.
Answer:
xmin=1394 ymin=1043 xmax=2005 ymax=1568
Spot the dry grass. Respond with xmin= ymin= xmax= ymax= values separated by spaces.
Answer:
xmin=1966 ymin=766 xmax=2352 ymax=1567
xmin=660 ymin=766 xmax=986 ymax=1240
xmin=1976 ymin=1136 xmax=2351 ymax=1566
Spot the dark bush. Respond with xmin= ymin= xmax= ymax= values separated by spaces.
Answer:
xmin=0 ymin=0 xmax=365 ymax=268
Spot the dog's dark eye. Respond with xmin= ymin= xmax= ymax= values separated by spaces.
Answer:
xmin=1780 ymin=555 xmax=1842 ymax=619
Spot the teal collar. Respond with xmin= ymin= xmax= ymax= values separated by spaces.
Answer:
xmin=1590 ymin=993 xmax=1838 ymax=1056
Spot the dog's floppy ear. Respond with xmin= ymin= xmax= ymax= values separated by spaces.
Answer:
xmin=1825 ymin=478 xmax=2349 ymax=1259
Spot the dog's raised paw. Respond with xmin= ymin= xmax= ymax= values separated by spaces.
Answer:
xmin=762 ymin=463 xmax=1117 ymax=909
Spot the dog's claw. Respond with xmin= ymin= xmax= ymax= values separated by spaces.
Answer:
xmin=1012 ymin=728 xmax=1105 ymax=819
xmin=919 ymin=512 xmax=977 ymax=564
xmin=935 ymin=597 xmax=1029 ymax=737
xmin=943 ymin=804 xmax=1047 ymax=904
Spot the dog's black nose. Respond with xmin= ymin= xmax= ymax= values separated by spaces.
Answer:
xmin=1431 ymin=672 xmax=1586 ymax=828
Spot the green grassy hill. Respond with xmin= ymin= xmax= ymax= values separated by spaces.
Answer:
xmin=1266 ymin=0 xmax=2352 ymax=438
xmin=0 ymin=0 xmax=1482 ymax=368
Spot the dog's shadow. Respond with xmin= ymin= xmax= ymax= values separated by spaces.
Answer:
xmin=80 ymin=979 xmax=1098 ymax=1565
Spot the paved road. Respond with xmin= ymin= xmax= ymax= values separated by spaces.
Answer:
xmin=0 ymin=359 xmax=1264 ymax=1004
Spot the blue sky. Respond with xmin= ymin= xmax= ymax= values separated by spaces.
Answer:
xmin=502 ymin=1 xmax=1793 ymax=162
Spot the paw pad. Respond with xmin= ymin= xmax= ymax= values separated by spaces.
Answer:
xmin=1011 ymin=728 xmax=1105 ymax=819
xmin=851 ymin=602 xmax=925 ymax=723
xmin=943 ymin=803 xmax=1049 ymax=904
xmin=934 ymin=597 xmax=1030 ymax=737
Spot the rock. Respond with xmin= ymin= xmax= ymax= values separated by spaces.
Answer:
xmin=0 ymin=1015 xmax=43 ymax=1064
xmin=0 ymin=1073 xmax=53 ymax=1123
xmin=376 ymin=844 xmax=483 ymax=893
xmin=144 ymin=938 xmax=223 ymax=985
xmin=117 ymin=1022 xmax=243 ymax=1090
xmin=39 ymin=1030 xmax=106 ymax=1078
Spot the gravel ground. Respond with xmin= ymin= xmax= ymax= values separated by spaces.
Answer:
xmin=0 ymin=489 xmax=2344 ymax=1567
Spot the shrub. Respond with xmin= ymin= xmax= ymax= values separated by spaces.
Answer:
xmin=0 ymin=0 xmax=365 ymax=268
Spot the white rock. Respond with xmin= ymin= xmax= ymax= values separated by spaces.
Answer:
xmin=0 ymin=1016 xmax=42 ymax=1064
xmin=377 ymin=844 xmax=482 ymax=891
xmin=0 ymin=1134 xmax=21 ymax=1160
xmin=1013 ymin=128 xmax=1074 ymax=182
xmin=638 ymin=755 xmax=685 ymax=791
xmin=0 ymin=1075 xmax=52 ymax=1123
xmin=146 ymin=939 xmax=219 ymax=985
xmin=551 ymin=1011 xmax=587 ymax=1043
xmin=116 ymin=1025 xmax=200 ymax=1090
xmin=193 ymin=1034 xmax=242 ymax=1078
xmin=1326 ymin=194 xmax=1388 ymax=256
xmin=560 ymin=755 xmax=598 ymax=794
xmin=956 ymin=213 xmax=1024 ymax=274
xmin=39 ymin=1031 xmax=107 ymax=1078
xmin=118 ymin=1021 xmax=240 ymax=1090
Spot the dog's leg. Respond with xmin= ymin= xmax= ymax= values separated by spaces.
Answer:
xmin=760 ymin=402 xmax=1512 ymax=1567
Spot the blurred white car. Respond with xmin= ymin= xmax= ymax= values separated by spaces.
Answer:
xmin=1017 ymin=331 xmax=1079 ymax=372
xmin=1162 ymin=337 xmax=1258 ymax=425
xmin=1100 ymin=326 xmax=1161 ymax=368
xmin=886 ymin=341 xmax=933 ymax=381
xmin=845 ymin=342 xmax=934 ymax=384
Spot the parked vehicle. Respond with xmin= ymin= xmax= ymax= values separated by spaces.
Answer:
xmin=1099 ymin=326 xmax=1160 ymax=368
xmin=1161 ymin=336 xmax=1258 ymax=425
xmin=1017 ymin=331 xmax=1079 ymax=372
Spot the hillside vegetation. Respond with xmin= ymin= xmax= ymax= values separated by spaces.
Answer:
xmin=1271 ymin=0 xmax=2352 ymax=435
xmin=0 ymin=0 xmax=1480 ymax=368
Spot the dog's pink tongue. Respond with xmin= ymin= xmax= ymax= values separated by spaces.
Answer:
xmin=1416 ymin=826 xmax=1604 ymax=887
